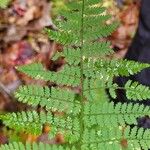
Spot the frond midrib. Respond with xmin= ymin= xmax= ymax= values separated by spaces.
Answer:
xmin=78 ymin=0 xmax=86 ymax=149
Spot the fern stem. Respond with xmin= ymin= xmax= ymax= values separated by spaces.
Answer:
xmin=80 ymin=0 xmax=85 ymax=95
xmin=78 ymin=0 xmax=85 ymax=149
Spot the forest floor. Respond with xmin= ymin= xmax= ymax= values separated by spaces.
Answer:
xmin=0 ymin=0 xmax=140 ymax=144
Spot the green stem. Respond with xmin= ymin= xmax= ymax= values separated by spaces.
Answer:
xmin=80 ymin=0 xmax=85 ymax=94
xmin=78 ymin=0 xmax=85 ymax=149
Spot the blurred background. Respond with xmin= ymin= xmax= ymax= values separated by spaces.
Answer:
xmin=0 ymin=0 xmax=141 ymax=144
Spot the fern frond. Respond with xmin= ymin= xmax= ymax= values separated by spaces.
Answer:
xmin=3 ymin=0 xmax=150 ymax=149
xmin=3 ymin=127 xmax=150 ymax=150
xmin=107 ymin=78 xmax=118 ymax=99
xmin=83 ymin=78 xmax=109 ymax=102
xmin=16 ymin=63 xmax=81 ymax=87
xmin=50 ymin=116 xmax=80 ymax=143
xmin=0 ymin=142 xmax=71 ymax=150
xmin=47 ymin=0 xmax=115 ymax=45
xmin=15 ymin=85 xmax=81 ymax=115
xmin=55 ymin=10 xmax=82 ymax=33
xmin=52 ymin=42 xmax=113 ymax=67
xmin=85 ymin=0 xmax=102 ymax=5
xmin=81 ymin=59 xmax=150 ymax=80
xmin=52 ymin=48 xmax=81 ymax=66
xmin=85 ymin=6 xmax=106 ymax=16
xmin=46 ymin=29 xmax=79 ymax=46
xmin=83 ymin=101 xmax=150 ymax=128
xmin=125 ymin=80 xmax=150 ymax=100
xmin=83 ymin=1 xmax=118 ymax=41
xmin=66 ymin=1 xmax=82 ymax=10
xmin=82 ymin=126 xmax=150 ymax=150
xmin=0 ymin=110 xmax=80 ymax=141
xmin=83 ymin=77 xmax=150 ymax=101
xmin=84 ymin=22 xmax=118 ymax=41
xmin=95 ymin=59 xmax=150 ymax=76
xmin=0 ymin=111 xmax=52 ymax=134
xmin=84 ymin=14 xmax=111 ymax=27
xmin=83 ymin=42 xmax=113 ymax=57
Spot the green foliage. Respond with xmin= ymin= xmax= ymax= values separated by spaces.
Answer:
xmin=2 ymin=127 xmax=150 ymax=150
xmin=95 ymin=59 xmax=150 ymax=76
xmin=0 ymin=0 xmax=10 ymax=8
xmin=82 ymin=126 xmax=150 ymax=150
xmin=0 ymin=142 xmax=69 ymax=150
xmin=125 ymin=80 xmax=150 ymax=100
xmin=52 ymin=0 xmax=66 ymax=16
xmin=83 ymin=102 xmax=150 ymax=127
xmin=0 ymin=111 xmax=52 ymax=134
xmin=15 ymin=85 xmax=81 ymax=115
xmin=1 ymin=0 xmax=150 ymax=149
xmin=17 ymin=63 xmax=81 ymax=87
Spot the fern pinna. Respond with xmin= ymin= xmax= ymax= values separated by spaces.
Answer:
xmin=1 ymin=0 xmax=150 ymax=149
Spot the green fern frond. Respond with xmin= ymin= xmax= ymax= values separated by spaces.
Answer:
xmin=47 ymin=0 xmax=115 ymax=46
xmin=85 ymin=0 xmax=102 ymax=5
xmin=15 ymin=85 xmax=81 ymax=115
xmin=60 ymin=58 xmax=150 ymax=81
xmin=52 ymin=48 xmax=81 ymax=66
xmin=82 ymin=126 xmax=150 ymax=150
xmin=83 ymin=78 xmax=109 ymax=102
xmin=83 ymin=77 xmax=119 ymax=101
xmin=0 ymin=142 xmax=71 ymax=150
xmin=2 ymin=0 xmax=150 ymax=149
xmin=83 ymin=102 xmax=150 ymax=128
xmin=95 ymin=59 xmax=150 ymax=76
xmin=125 ymin=80 xmax=150 ymax=100
xmin=83 ymin=42 xmax=113 ymax=57
xmin=16 ymin=63 xmax=81 ymax=87
xmin=83 ymin=77 xmax=150 ymax=101
xmin=106 ymin=78 xmax=118 ymax=99
xmin=84 ymin=6 xmax=106 ymax=15
xmin=84 ymin=22 xmax=118 ymax=41
xmin=50 ymin=116 xmax=80 ymax=143
xmin=52 ymin=42 xmax=113 ymax=64
xmin=0 ymin=111 xmax=51 ymax=134
xmin=0 ymin=111 xmax=80 ymax=140
xmin=81 ymin=59 xmax=150 ymax=80
xmin=84 ymin=14 xmax=111 ymax=26
xmin=46 ymin=29 xmax=79 ymax=46
xmin=1 ymin=127 xmax=150 ymax=150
